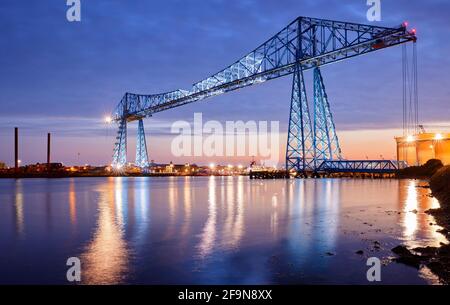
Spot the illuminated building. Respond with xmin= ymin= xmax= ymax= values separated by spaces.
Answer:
xmin=395 ymin=133 xmax=450 ymax=166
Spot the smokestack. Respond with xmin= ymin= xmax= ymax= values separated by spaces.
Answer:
xmin=47 ymin=133 xmax=51 ymax=171
xmin=14 ymin=127 xmax=18 ymax=171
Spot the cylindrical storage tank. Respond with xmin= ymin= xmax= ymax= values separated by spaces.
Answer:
xmin=396 ymin=133 xmax=450 ymax=166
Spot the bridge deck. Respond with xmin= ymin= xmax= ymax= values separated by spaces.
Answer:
xmin=316 ymin=160 xmax=407 ymax=174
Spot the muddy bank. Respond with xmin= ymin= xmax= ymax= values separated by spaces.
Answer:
xmin=392 ymin=164 xmax=450 ymax=284
xmin=430 ymin=165 xmax=450 ymax=207
xmin=397 ymin=159 xmax=444 ymax=179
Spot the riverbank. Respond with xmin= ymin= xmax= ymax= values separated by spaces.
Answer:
xmin=393 ymin=162 xmax=450 ymax=284
xmin=0 ymin=172 xmax=247 ymax=178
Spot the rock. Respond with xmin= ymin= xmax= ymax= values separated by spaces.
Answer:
xmin=394 ymin=256 xmax=421 ymax=269
xmin=413 ymin=246 xmax=438 ymax=257
xmin=325 ymin=252 xmax=335 ymax=256
xmin=437 ymin=228 xmax=449 ymax=235
xmin=355 ymin=250 xmax=364 ymax=255
xmin=392 ymin=245 xmax=412 ymax=256
xmin=392 ymin=245 xmax=424 ymax=269
xmin=438 ymin=245 xmax=450 ymax=255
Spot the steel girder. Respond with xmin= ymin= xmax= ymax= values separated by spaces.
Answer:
xmin=313 ymin=67 xmax=342 ymax=168
xmin=316 ymin=160 xmax=408 ymax=173
xmin=135 ymin=119 xmax=150 ymax=168
xmin=286 ymin=63 xmax=314 ymax=173
xmin=112 ymin=119 xmax=127 ymax=168
xmin=112 ymin=17 xmax=416 ymax=122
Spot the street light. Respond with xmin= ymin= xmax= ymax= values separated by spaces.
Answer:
xmin=104 ymin=116 xmax=112 ymax=124
xmin=434 ymin=133 xmax=443 ymax=140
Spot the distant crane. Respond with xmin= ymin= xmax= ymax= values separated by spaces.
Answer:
xmin=418 ymin=125 xmax=426 ymax=134
xmin=111 ymin=16 xmax=416 ymax=174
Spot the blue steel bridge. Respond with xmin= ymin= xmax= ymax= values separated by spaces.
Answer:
xmin=110 ymin=16 xmax=416 ymax=174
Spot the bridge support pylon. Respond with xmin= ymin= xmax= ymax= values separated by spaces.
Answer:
xmin=112 ymin=118 xmax=127 ymax=169
xmin=285 ymin=63 xmax=314 ymax=174
xmin=313 ymin=66 xmax=342 ymax=169
xmin=135 ymin=119 xmax=150 ymax=168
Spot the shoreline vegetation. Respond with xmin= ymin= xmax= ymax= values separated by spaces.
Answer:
xmin=395 ymin=159 xmax=450 ymax=284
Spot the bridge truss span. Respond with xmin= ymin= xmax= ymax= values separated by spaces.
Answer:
xmin=316 ymin=160 xmax=408 ymax=174
xmin=111 ymin=16 xmax=417 ymax=172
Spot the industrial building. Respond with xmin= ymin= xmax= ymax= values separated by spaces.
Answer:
xmin=396 ymin=133 xmax=450 ymax=166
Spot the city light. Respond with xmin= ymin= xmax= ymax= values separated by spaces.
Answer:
xmin=209 ymin=163 xmax=215 ymax=169
xmin=406 ymin=135 xmax=415 ymax=142
xmin=435 ymin=133 xmax=443 ymax=140
xmin=104 ymin=116 xmax=112 ymax=124
xmin=238 ymin=164 xmax=243 ymax=169
xmin=227 ymin=164 xmax=233 ymax=169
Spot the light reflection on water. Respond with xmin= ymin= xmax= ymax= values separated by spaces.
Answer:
xmin=81 ymin=177 xmax=129 ymax=284
xmin=0 ymin=177 xmax=446 ymax=284
xmin=198 ymin=176 xmax=217 ymax=258
xmin=13 ymin=180 xmax=25 ymax=238
xmin=399 ymin=180 xmax=447 ymax=248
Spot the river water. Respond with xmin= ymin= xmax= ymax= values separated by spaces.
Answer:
xmin=0 ymin=177 xmax=446 ymax=284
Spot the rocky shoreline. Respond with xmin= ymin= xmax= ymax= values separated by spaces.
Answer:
xmin=393 ymin=161 xmax=450 ymax=284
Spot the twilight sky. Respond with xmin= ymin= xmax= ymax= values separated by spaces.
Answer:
xmin=0 ymin=0 xmax=449 ymax=166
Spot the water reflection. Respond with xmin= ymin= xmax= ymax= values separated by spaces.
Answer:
xmin=287 ymin=179 xmax=339 ymax=260
xmin=222 ymin=176 xmax=244 ymax=249
xmin=115 ymin=177 xmax=126 ymax=228
xmin=3 ymin=176 xmax=447 ymax=284
xmin=13 ymin=180 xmax=24 ymax=238
xmin=403 ymin=181 xmax=418 ymax=238
xmin=398 ymin=179 xmax=447 ymax=247
xmin=133 ymin=178 xmax=150 ymax=247
xmin=45 ymin=180 xmax=52 ymax=231
xmin=181 ymin=177 xmax=192 ymax=237
xmin=198 ymin=176 xmax=217 ymax=258
xmin=164 ymin=177 xmax=178 ymax=240
xmin=321 ymin=179 xmax=340 ymax=249
xmin=81 ymin=177 xmax=129 ymax=284
xmin=233 ymin=176 xmax=244 ymax=247
xmin=270 ymin=193 xmax=279 ymax=237
xmin=69 ymin=179 xmax=77 ymax=225
xmin=287 ymin=180 xmax=311 ymax=252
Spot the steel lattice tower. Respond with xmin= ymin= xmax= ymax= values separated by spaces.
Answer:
xmin=135 ymin=119 xmax=150 ymax=168
xmin=313 ymin=67 xmax=342 ymax=169
xmin=112 ymin=119 xmax=127 ymax=168
xmin=286 ymin=63 xmax=314 ymax=173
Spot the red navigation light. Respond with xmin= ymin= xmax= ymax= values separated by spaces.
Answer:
xmin=411 ymin=28 xmax=417 ymax=34
xmin=403 ymin=21 xmax=409 ymax=27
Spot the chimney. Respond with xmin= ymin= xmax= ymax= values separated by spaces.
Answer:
xmin=47 ymin=133 xmax=51 ymax=171
xmin=14 ymin=127 xmax=18 ymax=171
